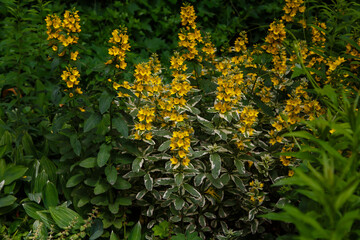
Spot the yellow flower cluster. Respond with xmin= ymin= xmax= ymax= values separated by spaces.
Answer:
xmin=311 ymin=22 xmax=327 ymax=48
xmin=214 ymin=73 xmax=244 ymax=114
xmin=238 ymin=107 xmax=259 ymax=136
xmin=60 ymin=67 xmax=82 ymax=96
xmin=346 ymin=38 xmax=360 ymax=72
xmin=280 ymin=144 xmax=294 ymax=166
xmin=106 ymin=28 xmax=131 ymax=69
xmin=234 ymin=32 xmax=248 ymax=53
xmin=170 ymin=52 xmax=187 ymax=72
xmin=134 ymin=107 xmax=155 ymax=141
xmin=202 ymin=34 xmax=216 ymax=61
xmin=170 ymin=130 xmax=192 ymax=166
xmin=178 ymin=4 xmax=203 ymax=60
xmin=45 ymin=10 xmax=81 ymax=50
xmin=263 ymin=20 xmax=286 ymax=55
xmin=326 ymin=56 xmax=346 ymax=75
xmin=282 ymin=0 xmax=306 ymax=22
xmin=269 ymin=130 xmax=283 ymax=145
xmin=180 ymin=4 xmax=197 ymax=29
xmin=272 ymin=50 xmax=287 ymax=75
xmin=249 ymin=180 xmax=264 ymax=203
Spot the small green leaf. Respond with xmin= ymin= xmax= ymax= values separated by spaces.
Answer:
xmin=197 ymin=116 xmax=214 ymax=129
xmin=2 ymin=165 xmax=28 ymax=185
xmin=84 ymin=113 xmax=101 ymax=133
xmin=66 ymin=173 xmax=84 ymax=188
xmin=175 ymin=173 xmax=184 ymax=186
xmin=184 ymin=183 xmax=201 ymax=198
xmin=79 ymin=157 xmax=96 ymax=168
xmin=43 ymin=181 xmax=59 ymax=209
xmin=116 ymin=197 xmax=132 ymax=206
xmin=49 ymin=206 xmax=84 ymax=229
xmin=89 ymin=219 xmax=103 ymax=240
xmin=174 ymin=197 xmax=185 ymax=210
xmin=113 ymin=116 xmax=129 ymax=137
xmin=132 ymin=157 xmax=144 ymax=173
xmin=94 ymin=181 xmax=110 ymax=195
xmin=99 ymin=90 xmax=113 ymax=114
xmin=113 ymin=177 xmax=132 ymax=190
xmin=37 ymin=210 xmax=56 ymax=229
xmin=0 ymin=195 xmax=16 ymax=208
xmin=144 ymin=173 xmax=153 ymax=191
xmin=22 ymin=131 xmax=36 ymax=157
xmin=128 ymin=221 xmax=141 ymax=240
xmin=70 ymin=135 xmax=81 ymax=156
xmin=97 ymin=143 xmax=112 ymax=167
xmin=234 ymin=159 xmax=246 ymax=174
xmin=105 ymin=165 xmax=117 ymax=185
xmin=22 ymin=202 xmax=45 ymax=220
xmin=110 ymin=231 xmax=120 ymax=240
xmin=158 ymin=140 xmax=171 ymax=151
xmin=210 ymin=153 xmax=221 ymax=179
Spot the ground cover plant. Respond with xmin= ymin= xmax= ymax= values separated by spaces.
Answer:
xmin=1 ymin=0 xmax=360 ymax=239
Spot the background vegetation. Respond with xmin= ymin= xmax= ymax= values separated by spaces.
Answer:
xmin=0 ymin=0 xmax=360 ymax=239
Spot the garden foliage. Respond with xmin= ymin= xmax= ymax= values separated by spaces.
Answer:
xmin=0 ymin=0 xmax=360 ymax=239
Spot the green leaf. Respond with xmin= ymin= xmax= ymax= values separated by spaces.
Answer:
xmin=132 ymin=157 xmax=144 ymax=173
xmin=174 ymin=197 xmax=185 ymax=210
xmin=0 ymin=195 xmax=16 ymax=208
xmin=79 ymin=157 xmax=96 ymax=168
xmin=99 ymin=90 xmax=113 ymax=114
xmin=144 ymin=173 xmax=153 ymax=191
xmin=94 ymin=181 xmax=110 ymax=195
xmin=49 ymin=206 xmax=84 ymax=229
xmin=0 ymin=180 xmax=4 ymax=192
xmin=197 ymin=116 xmax=214 ymax=129
xmin=40 ymin=156 xmax=57 ymax=184
xmin=37 ymin=210 xmax=57 ymax=229
xmin=70 ymin=135 xmax=81 ymax=156
xmin=153 ymin=221 xmax=170 ymax=238
xmin=334 ymin=178 xmax=360 ymax=211
xmin=77 ymin=196 xmax=90 ymax=208
xmin=84 ymin=113 xmax=101 ymax=133
xmin=184 ymin=183 xmax=201 ymax=198
xmin=66 ymin=173 xmax=84 ymax=188
xmin=89 ymin=219 xmax=103 ymax=240
xmin=128 ymin=221 xmax=141 ymax=240
xmin=158 ymin=140 xmax=171 ymax=152
xmin=234 ymin=159 xmax=246 ymax=174
xmin=110 ymin=231 xmax=120 ymax=240
xmin=210 ymin=153 xmax=221 ymax=179
xmin=175 ymin=173 xmax=184 ymax=186
xmin=22 ymin=202 xmax=45 ymax=220
xmin=291 ymin=66 xmax=305 ymax=79
xmin=2 ymin=165 xmax=28 ymax=185
xmin=22 ymin=131 xmax=36 ymax=157
xmin=97 ymin=143 xmax=112 ymax=167
xmin=105 ymin=165 xmax=117 ymax=185
xmin=113 ymin=116 xmax=128 ymax=137
xmin=116 ymin=197 xmax=132 ymax=206
xmin=43 ymin=181 xmax=59 ymax=209
xmin=113 ymin=177 xmax=132 ymax=190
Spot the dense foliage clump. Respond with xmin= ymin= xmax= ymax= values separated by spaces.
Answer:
xmin=1 ymin=0 xmax=360 ymax=239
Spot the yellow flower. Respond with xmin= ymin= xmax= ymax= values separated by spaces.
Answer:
xmin=70 ymin=51 xmax=79 ymax=61
xmin=145 ymin=132 xmax=152 ymax=140
xmin=75 ymin=87 xmax=83 ymax=94
xmin=329 ymin=129 xmax=336 ymax=134
xmin=170 ymin=156 xmax=178 ymax=165
xmin=182 ymin=157 xmax=190 ymax=166
xmin=79 ymin=107 xmax=86 ymax=112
